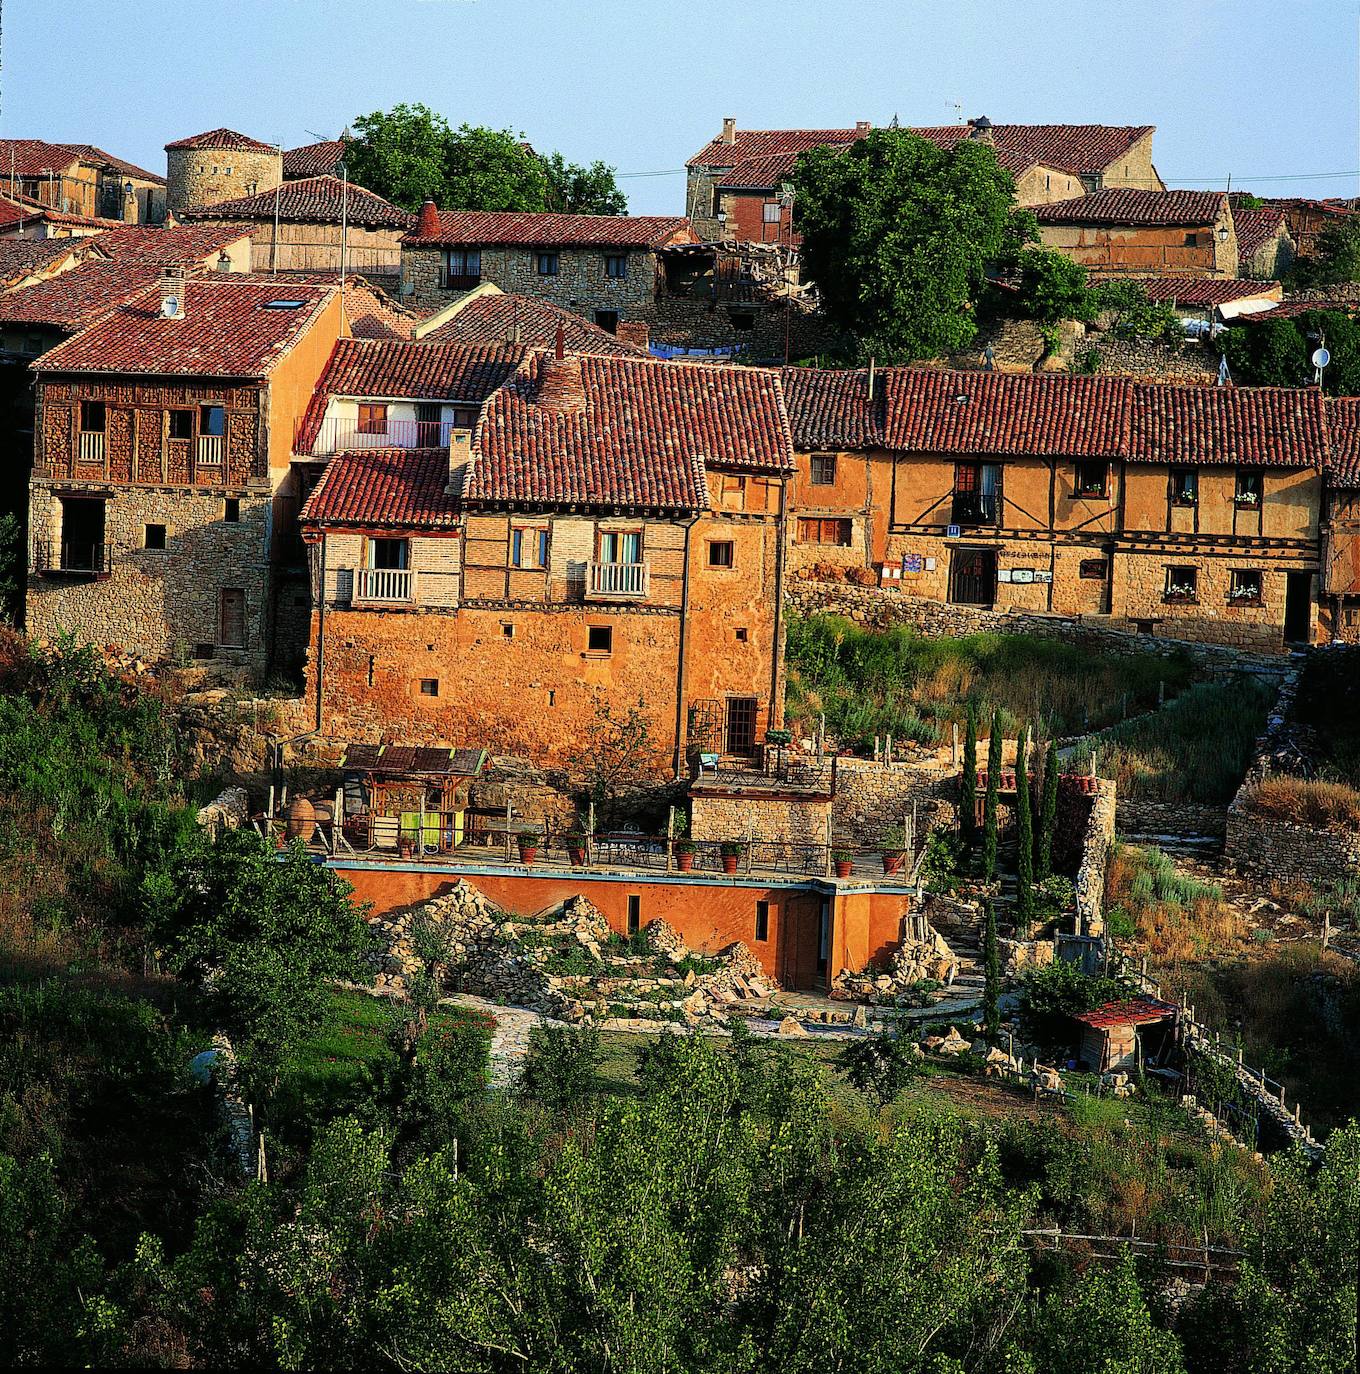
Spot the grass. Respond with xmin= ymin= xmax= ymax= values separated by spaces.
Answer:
xmin=784 ymin=614 xmax=1197 ymax=751
xmin=1104 ymin=844 xmax=1240 ymax=963
xmin=1244 ymin=775 xmax=1360 ymax=830
xmin=1068 ymin=676 xmax=1273 ymax=804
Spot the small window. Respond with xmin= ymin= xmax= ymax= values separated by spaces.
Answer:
xmin=419 ymin=678 xmax=439 ymax=697
xmin=762 ymin=201 xmax=782 ymax=224
xmin=168 ymin=409 xmax=193 ymax=440
xmin=536 ymin=251 xmax=560 ymax=277
xmin=262 ymin=299 xmax=306 ymax=311
xmin=796 ymin=517 xmax=852 ymax=546
xmin=1235 ymin=470 xmax=1263 ymax=507
xmin=1229 ymin=569 xmax=1263 ymax=604
xmin=627 ymin=894 xmax=641 ymax=936
xmin=594 ymin=309 xmax=619 ymax=334
xmin=735 ymin=627 xmax=749 ymax=642
xmin=79 ymin=399 xmax=106 ymax=432
xmin=1170 ymin=468 xmax=1198 ymax=506
xmin=451 ymin=406 xmax=478 ymax=428
xmin=1079 ymin=558 xmax=1108 ymax=580
xmin=1074 ymin=460 xmax=1108 ymax=498
xmin=1184 ymin=232 xmax=1197 ymax=246
xmin=1164 ymin=566 xmax=1198 ymax=602
xmin=730 ymin=311 xmax=755 ymax=330
xmin=218 ymin=587 xmax=246 ymax=648
xmin=224 ymin=498 xmax=240 ymax=524
xmin=587 ymin=625 xmax=613 ymax=655
xmin=501 ymin=622 xmax=515 ymax=639
xmin=192 ymin=643 xmax=215 ymax=661
xmin=511 ymin=527 xmax=549 ymax=568
xmin=444 ymin=249 xmax=481 ymax=284
xmin=357 ymin=403 xmax=388 ymax=435
xmin=604 ymin=253 xmax=628 ymax=280
xmin=200 ymin=405 xmax=226 ymax=437
xmin=755 ymin=900 xmax=769 ymax=942
xmin=810 ymin=453 xmax=837 ymax=486
xmin=708 ymin=540 xmax=734 ymax=568
xmin=143 ymin=523 xmax=166 ymax=550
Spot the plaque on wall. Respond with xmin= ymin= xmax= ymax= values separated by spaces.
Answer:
xmin=1011 ymin=568 xmax=1035 ymax=584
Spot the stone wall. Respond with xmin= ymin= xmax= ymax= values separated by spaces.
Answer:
xmin=830 ymin=756 xmax=958 ymax=845
xmin=689 ymin=788 xmax=831 ymax=846
xmin=1116 ymin=798 xmax=1228 ymax=839
xmin=167 ymin=146 xmax=282 ymax=215
xmin=1075 ymin=779 xmax=1116 ymax=936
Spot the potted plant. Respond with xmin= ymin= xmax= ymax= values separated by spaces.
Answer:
xmin=832 ymin=847 xmax=854 ymax=878
xmin=517 ymin=830 xmax=541 ymax=865
xmin=674 ymin=837 xmax=697 ymax=872
xmin=879 ymin=825 xmax=906 ymax=875
xmin=565 ymin=827 xmax=587 ymax=866
xmin=398 ymin=835 xmax=414 ymax=860
xmin=719 ymin=840 xmax=744 ymax=875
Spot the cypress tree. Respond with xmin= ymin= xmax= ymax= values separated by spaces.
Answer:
xmin=1038 ymin=738 xmax=1060 ymax=880
xmin=982 ymin=897 xmax=1001 ymax=1046
xmin=960 ymin=702 xmax=979 ymax=851
xmin=1015 ymin=727 xmax=1035 ymax=926
xmin=982 ymin=708 xmax=1002 ymax=882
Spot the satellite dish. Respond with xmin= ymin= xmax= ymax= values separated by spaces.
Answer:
xmin=161 ymin=295 xmax=181 ymax=319
xmin=1313 ymin=347 xmax=1331 ymax=369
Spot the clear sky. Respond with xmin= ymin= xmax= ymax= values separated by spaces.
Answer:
xmin=4 ymin=0 xmax=1357 ymax=214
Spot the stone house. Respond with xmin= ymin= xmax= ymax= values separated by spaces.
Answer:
xmin=0 ymin=190 xmax=123 ymax=240
xmin=1036 ymin=190 xmax=1238 ymax=277
xmin=399 ymin=203 xmax=695 ymax=333
xmin=1232 ymin=205 xmax=1295 ymax=279
xmin=685 ymin=117 xmax=1161 ymax=243
xmin=25 ymin=272 xmax=347 ymax=679
xmin=182 ymin=175 xmax=412 ymax=284
xmin=1091 ymin=274 xmax=1283 ymax=324
xmin=164 ymin=128 xmax=283 ymax=215
xmin=299 ymin=346 xmax=792 ymax=773
xmin=0 ymin=139 xmax=166 ymax=223
xmin=413 ymin=283 xmax=646 ymax=355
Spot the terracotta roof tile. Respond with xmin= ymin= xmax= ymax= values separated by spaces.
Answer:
xmin=0 ymin=190 xmax=121 ymax=231
xmin=35 ymin=277 xmax=336 ymax=377
xmin=310 ymin=337 xmax=526 ymax=401
xmin=61 ymin=143 xmax=164 ymax=184
xmin=0 ymin=259 xmax=165 ymax=330
xmin=90 ymin=221 xmax=253 ymax=266
xmin=420 ymin=292 xmax=643 ymax=355
xmin=0 ymin=138 xmax=83 ymax=176
xmin=164 ymin=128 xmax=276 ymax=152
xmin=0 ymin=237 xmax=90 ymax=286
xmin=1128 ymin=383 xmax=1328 ymax=468
xmin=1074 ymin=996 xmax=1176 ymax=1029
xmin=1326 ymin=397 xmax=1360 ymax=487
xmin=404 ymin=210 xmax=692 ymax=249
xmin=1234 ymin=207 xmax=1288 ymax=264
xmin=1088 ymin=275 xmax=1280 ymax=308
xmin=1037 ymin=189 xmax=1225 ymax=227
xmin=301 ymin=447 xmax=459 ymax=529
xmin=233 ymin=272 xmax=416 ymax=339
xmin=466 ymin=353 xmax=792 ymax=510
xmin=283 ymin=140 xmax=348 ymax=179
xmin=182 ymin=175 xmax=412 ymax=229
xmin=1239 ymin=299 xmax=1360 ymax=322
xmin=779 ymin=367 xmax=882 ymax=449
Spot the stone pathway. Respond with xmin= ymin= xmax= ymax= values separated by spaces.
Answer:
xmin=439 ymin=993 xmax=568 ymax=1088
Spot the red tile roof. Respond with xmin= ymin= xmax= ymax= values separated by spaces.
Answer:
xmin=403 ymin=210 xmax=692 ymax=249
xmin=1089 ymin=275 xmax=1280 ymax=308
xmin=466 ymin=352 xmax=792 ymax=510
xmin=300 ymin=447 xmax=460 ymax=529
xmin=1239 ymin=298 xmax=1360 ymax=322
xmin=1128 ymin=384 xmax=1328 ymax=469
xmin=283 ymin=140 xmax=348 ymax=180
xmin=1074 ymin=996 xmax=1176 ymax=1030
xmin=232 ymin=272 xmax=417 ymax=339
xmin=35 ymin=277 xmax=337 ymax=378
xmin=182 ymin=175 xmax=412 ymax=229
xmin=0 ymin=237 xmax=90 ymax=285
xmin=90 ymin=221 xmax=253 ymax=266
xmin=779 ymin=367 xmax=882 ymax=449
xmin=1233 ymin=207 xmax=1288 ymax=264
xmin=0 ymin=190 xmax=121 ymax=232
xmin=0 ymin=138 xmax=82 ymax=176
xmin=1037 ymin=189 xmax=1225 ymax=227
xmin=62 ymin=143 xmax=164 ymax=184
xmin=164 ymin=128 xmax=276 ymax=153
xmin=0 ymin=259 xmax=165 ymax=329
xmin=1326 ymin=398 xmax=1360 ymax=487
xmin=420 ymin=291 xmax=643 ymax=355
xmin=884 ymin=369 xmax=1131 ymax=458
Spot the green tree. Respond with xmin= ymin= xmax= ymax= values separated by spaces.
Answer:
xmin=521 ymin=1022 xmax=602 ymax=1112
xmin=1015 ymin=727 xmax=1035 ymax=926
xmin=542 ymin=152 xmax=627 ymax=215
xmin=0 ymin=511 xmax=21 ymax=623
xmin=960 ymin=702 xmax=979 ymax=852
xmin=1290 ymin=218 xmax=1360 ymax=287
xmin=395 ymin=1014 xmax=492 ymax=1149
xmin=144 ymin=831 xmax=374 ymax=1097
xmin=793 ymin=128 xmax=1036 ymax=362
xmin=1010 ymin=245 xmax=1095 ymax=324
xmin=983 ymin=708 xmax=1003 ymax=881
xmin=839 ymin=1028 xmax=920 ymax=1107
xmin=982 ymin=898 xmax=1001 ymax=1046
xmin=1016 ymin=959 xmax=1130 ymax=1055
xmin=1038 ymin=738 xmax=1060 ymax=880
xmin=1089 ymin=278 xmax=1183 ymax=345
xmin=1223 ymin=308 xmax=1360 ymax=395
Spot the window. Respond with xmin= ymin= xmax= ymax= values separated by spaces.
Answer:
xmin=810 ymin=453 xmax=837 ymax=486
xmin=953 ymin=462 xmax=1001 ymax=524
xmin=627 ymin=895 xmax=641 ymax=936
xmin=730 ymin=311 xmax=755 ymax=331
xmin=1229 ymin=569 xmax=1263 ymax=605
xmin=587 ymin=625 xmax=613 ymax=654
xmin=357 ymin=403 xmax=388 ymax=435
xmin=1235 ymin=469 xmax=1263 ymax=507
xmin=1170 ymin=468 xmax=1198 ymax=506
xmin=419 ymin=678 xmax=439 ymax=697
xmin=536 ymin=251 xmax=560 ymax=277
xmin=218 ymin=587 xmax=246 ymax=648
xmin=168 ymin=409 xmax=193 ymax=440
xmin=192 ymin=643 xmax=215 ymax=661
xmin=708 ymin=540 xmax=734 ymax=568
xmin=369 ymin=537 xmax=409 ymax=570
xmin=79 ymin=399 xmax=106 ymax=432
xmin=796 ymin=517 xmax=852 ymax=546
xmin=755 ymin=901 xmax=769 ymax=943
xmin=143 ymin=523 xmax=166 ymax=550
xmin=224 ymin=498 xmax=240 ymax=524
xmin=598 ymin=529 xmax=641 ymax=564
xmin=735 ymin=627 xmax=748 ymax=642
xmin=1074 ymin=460 xmax=1108 ymax=498
xmin=1184 ymin=232 xmax=1198 ymax=246
xmin=1079 ymin=558 xmax=1108 ymax=580
xmin=511 ymin=527 xmax=550 ymax=568
xmin=1164 ymin=566 xmax=1198 ymax=602
xmin=604 ymin=253 xmax=628 ymax=280
xmin=443 ymin=249 xmax=481 ymax=289
xmin=724 ymin=697 xmax=758 ymax=756
xmin=200 ymin=404 xmax=225 ymax=437
xmin=262 ymin=300 xmax=306 ymax=310
xmin=501 ymin=622 xmax=515 ymax=639
xmin=762 ymin=201 xmax=782 ymax=224
xmin=594 ymin=309 xmax=619 ymax=334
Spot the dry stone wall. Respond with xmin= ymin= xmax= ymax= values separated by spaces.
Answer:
xmin=830 ymin=756 xmax=958 ymax=845
xmin=1075 ymin=780 xmax=1116 ymax=936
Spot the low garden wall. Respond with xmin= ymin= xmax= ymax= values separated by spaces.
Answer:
xmin=1116 ymin=798 xmax=1229 ymax=840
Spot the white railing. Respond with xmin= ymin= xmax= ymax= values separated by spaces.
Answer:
xmin=354 ymin=567 xmax=415 ymax=603
xmin=197 ymin=434 xmax=225 ymax=466
xmin=77 ymin=431 xmax=105 ymax=464
xmin=588 ymin=561 xmax=649 ymax=598
xmin=307 ymin=417 xmax=457 ymax=455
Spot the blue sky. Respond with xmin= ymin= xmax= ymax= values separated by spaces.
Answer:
xmin=5 ymin=0 xmax=1357 ymax=214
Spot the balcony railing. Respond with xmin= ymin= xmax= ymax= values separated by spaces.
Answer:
xmin=950 ymin=492 xmax=1000 ymax=526
xmin=77 ymin=431 xmax=105 ymax=465
xmin=32 ymin=541 xmax=112 ymax=576
xmin=588 ymin=561 xmax=649 ymax=598
xmin=306 ymin=417 xmax=457 ymax=456
xmin=438 ymin=271 xmax=482 ymax=291
xmin=197 ymin=434 xmax=225 ymax=466
xmin=354 ymin=566 xmax=415 ymax=603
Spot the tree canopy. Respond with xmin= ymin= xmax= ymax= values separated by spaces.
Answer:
xmin=1223 ymin=308 xmax=1360 ymax=394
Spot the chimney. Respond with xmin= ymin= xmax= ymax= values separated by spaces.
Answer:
xmin=967 ymin=116 xmax=995 ymax=144
xmin=159 ymin=265 xmax=186 ymax=318
xmin=616 ymin=319 xmax=650 ymax=352
xmin=417 ymin=197 xmax=441 ymax=238
xmin=536 ymin=339 xmax=586 ymax=414
xmin=854 ymin=120 xmax=871 ymax=137
xmin=447 ymin=427 xmax=472 ymax=494
xmin=721 ymin=116 xmax=737 ymax=145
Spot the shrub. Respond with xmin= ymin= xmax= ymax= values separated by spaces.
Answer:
xmin=1246 ymin=775 xmax=1360 ymax=830
xmin=520 ymin=1023 xmax=602 ymax=1111
xmin=1016 ymin=960 xmax=1132 ymax=1056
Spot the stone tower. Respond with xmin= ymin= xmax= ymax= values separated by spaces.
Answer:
xmin=164 ymin=128 xmax=282 ymax=214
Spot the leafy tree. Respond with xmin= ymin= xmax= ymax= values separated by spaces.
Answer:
xmin=1223 ymin=308 xmax=1360 ymax=395
xmin=1290 ymin=218 xmax=1360 ymax=288
xmin=983 ymin=708 xmax=1003 ymax=881
xmin=1089 ymin=278 xmax=1183 ymax=345
xmin=960 ymin=702 xmax=979 ymax=852
xmin=839 ymin=1028 xmax=920 ymax=1106
xmin=982 ymin=899 xmax=1001 ymax=1046
xmin=1010 ymin=245 xmax=1095 ymax=324
xmin=793 ymin=128 xmax=1037 ymax=362
xmin=1015 ymin=727 xmax=1035 ymax=925
xmin=144 ymin=831 xmax=374 ymax=1097
xmin=1038 ymin=738 xmax=1060 ymax=880
xmin=0 ymin=511 xmax=20 ymax=623
xmin=570 ymin=698 xmax=665 ymax=820
xmin=520 ymin=1022 xmax=602 ymax=1111
xmin=542 ymin=152 xmax=627 ymax=215
xmin=394 ymin=1013 xmax=492 ymax=1149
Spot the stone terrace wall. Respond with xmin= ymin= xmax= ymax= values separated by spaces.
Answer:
xmin=689 ymin=789 xmax=831 ymax=846
xmin=831 ymin=756 xmax=958 ymax=845
xmin=787 ymin=580 xmax=1291 ymax=685
xmin=1075 ymin=779 xmax=1117 ymax=936
xmin=1116 ymin=798 xmax=1229 ymax=840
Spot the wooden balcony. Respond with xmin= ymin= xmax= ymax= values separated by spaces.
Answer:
xmin=587 ymin=560 xmax=649 ymax=598
xmin=354 ymin=566 xmax=415 ymax=604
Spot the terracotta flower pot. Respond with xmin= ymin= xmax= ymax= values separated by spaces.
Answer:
xmin=722 ymin=854 xmax=738 ymax=875
xmin=834 ymin=859 xmax=853 ymax=878
xmin=518 ymin=844 xmax=538 ymax=865
xmin=567 ymin=845 xmax=586 ymax=866
xmin=882 ymin=852 xmax=904 ymax=875
xmin=677 ymin=851 xmax=695 ymax=872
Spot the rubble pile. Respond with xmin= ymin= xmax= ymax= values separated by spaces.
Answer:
xmin=830 ymin=929 xmax=959 ymax=1003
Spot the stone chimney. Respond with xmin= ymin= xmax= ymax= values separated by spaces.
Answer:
xmin=967 ymin=116 xmax=995 ymax=144
xmin=854 ymin=120 xmax=871 ymax=137
xmin=447 ymin=427 xmax=472 ymax=495
xmin=536 ymin=326 xmax=586 ymax=412
xmin=721 ymin=116 xmax=737 ymax=145
xmin=158 ymin=265 xmax=187 ymax=318
xmin=417 ymin=197 xmax=441 ymax=238
xmin=616 ymin=319 xmax=649 ymax=351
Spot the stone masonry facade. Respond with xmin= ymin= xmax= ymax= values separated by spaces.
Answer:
xmin=166 ymin=145 xmax=282 ymax=215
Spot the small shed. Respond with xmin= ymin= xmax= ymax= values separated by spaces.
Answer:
xmin=1073 ymin=996 xmax=1178 ymax=1074
xmin=341 ymin=743 xmax=487 ymax=851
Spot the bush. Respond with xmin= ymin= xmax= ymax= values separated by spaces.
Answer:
xmin=1016 ymin=960 xmax=1133 ymax=1056
xmin=1245 ymin=775 xmax=1360 ymax=830
xmin=521 ymin=1023 xmax=602 ymax=1111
